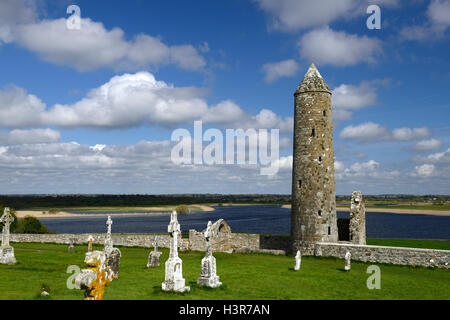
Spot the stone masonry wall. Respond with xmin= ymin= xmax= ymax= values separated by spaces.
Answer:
xmin=9 ymin=233 xmax=449 ymax=269
xmin=10 ymin=233 xmax=190 ymax=251
xmin=315 ymin=242 xmax=449 ymax=269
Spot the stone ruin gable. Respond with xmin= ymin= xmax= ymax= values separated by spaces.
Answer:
xmin=291 ymin=63 xmax=338 ymax=254
xmin=349 ymin=191 xmax=366 ymax=245
xmin=314 ymin=242 xmax=450 ymax=269
xmin=189 ymin=219 xmax=234 ymax=252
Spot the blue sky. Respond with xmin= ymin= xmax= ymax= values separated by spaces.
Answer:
xmin=0 ymin=0 xmax=449 ymax=195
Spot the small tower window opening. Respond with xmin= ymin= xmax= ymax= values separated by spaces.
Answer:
xmin=318 ymin=210 xmax=322 ymax=216
xmin=311 ymin=128 xmax=316 ymax=137
xmin=323 ymin=110 xmax=327 ymax=117
xmin=328 ymin=226 xmax=331 ymax=235
xmin=298 ymin=180 xmax=302 ymax=189
xmin=319 ymin=156 xmax=322 ymax=162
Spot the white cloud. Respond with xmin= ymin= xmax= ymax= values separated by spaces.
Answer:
xmin=0 ymin=129 xmax=61 ymax=145
xmin=414 ymin=164 xmax=435 ymax=177
xmin=427 ymin=0 xmax=450 ymax=27
xmin=0 ymin=86 xmax=46 ymax=129
xmin=339 ymin=122 xmax=434 ymax=143
xmin=339 ymin=122 xmax=390 ymax=142
xmin=426 ymin=148 xmax=450 ymax=163
xmin=0 ymin=72 xmax=293 ymax=132
xmin=0 ymin=0 xmax=36 ymax=43
xmin=6 ymin=8 xmax=205 ymax=71
xmin=332 ymin=82 xmax=378 ymax=120
xmin=254 ymin=0 xmax=356 ymax=31
xmin=299 ymin=27 xmax=382 ymax=66
xmin=262 ymin=59 xmax=300 ymax=83
xmin=400 ymin=0 xmax=450 ymax=41
xmin=391 ymin=127 xmax=431 ymax=141
xmin=413 ymin=138 xmax=443 ymax=151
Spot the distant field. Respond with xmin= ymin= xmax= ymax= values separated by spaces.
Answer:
xmin=365 ymin=205 xmax=450 ymax=211
xmin=366 ymin=239 xmax=450 ymax=251
xmin=28 ymin=205 xmax=209 ymax=212
xmin=1 ymin=242 xmax=449 ymax=300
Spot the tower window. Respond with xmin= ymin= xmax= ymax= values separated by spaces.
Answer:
xmin=328 ymin=227 xmax=331 ymax=235
xmin=323 ymin=110 xmax=327 ymax=117
xmin=319 ymin=156 xmax=322 ymax=162
xmin=318 ymin=210 xmax=322 ymax=216
xmin=298 ymin=180 xmax=302 ymax=189
xmin=311 ymin=128 xmax=315 ymax=137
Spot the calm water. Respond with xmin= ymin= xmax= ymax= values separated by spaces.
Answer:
xmin=39 ymin=205 xmax=450 ymax=240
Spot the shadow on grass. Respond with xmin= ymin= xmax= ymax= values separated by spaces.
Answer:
xmin=336 ymin=268 xmax=350 ymax=272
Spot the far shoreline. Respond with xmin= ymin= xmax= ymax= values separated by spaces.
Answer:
xmin=281 ymin=205 xmax=450 ymax=217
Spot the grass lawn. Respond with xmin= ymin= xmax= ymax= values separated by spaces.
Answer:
xmin=0 ymin=242 xmax=449 ymax=300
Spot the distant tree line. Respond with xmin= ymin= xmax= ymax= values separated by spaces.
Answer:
xmin=0 ymin=194 xmax=447 ymax=210
xmin=0 ymin=207 xmax=52 ymax=234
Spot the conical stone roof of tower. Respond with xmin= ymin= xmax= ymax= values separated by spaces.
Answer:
xmin=295 ymin=64 xmax=331 ymax=95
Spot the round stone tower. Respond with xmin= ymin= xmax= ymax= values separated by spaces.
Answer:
xmin=291 ymin=64 xmax=338 ymax=254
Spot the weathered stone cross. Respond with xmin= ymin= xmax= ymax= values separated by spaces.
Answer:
xmin=106 ymin=216 xmax=113 ymax=236
xmin=0 ymin=208 xmax=14 ymax=248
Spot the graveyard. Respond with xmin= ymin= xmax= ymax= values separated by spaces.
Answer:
xmin=0 ymin=241 xmax=449 ymax=300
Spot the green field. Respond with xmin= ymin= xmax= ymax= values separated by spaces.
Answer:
xmin=1 ymin=242 xmax=449 ymax=300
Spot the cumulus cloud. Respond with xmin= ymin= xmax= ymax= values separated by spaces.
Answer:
xmin=339 ymin=122 xmax=434 ymax=143
xmin=0 ymin=0 xmax=37 ymax=43
xmin=2 ymin=2 xmax=205 ymax=72
xmin=400 ymin=0 xmax=450 ymax=41
xmin=391 ymin=127 xmax=431 ymax=141
xmin=0 ymin=72 xmax=293 ymax=132
xmin=0 ymin=86 xmax=46 ymax=129
xmin=332 ymin=82 xmax=378 ymax=120
xmin=262 ymin=59 xmax=300 ymax=83
xmin=253 ymin=0 xmax=400 ymax=32
xmin=339 ymin=122 xmax=390 ymax=142
xmin=413 ymin=164 xmax=436 ymax=177
xmin=0 ymin=129 xmax=61 ymax=145
xmin=299 ymin=27 xmax=382 ymax=66
xmin=413 ymin=138 xmax=443 ymax=152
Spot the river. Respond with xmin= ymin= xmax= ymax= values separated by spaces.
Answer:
xmin=39 ymin=205 xmax=450 ymax=240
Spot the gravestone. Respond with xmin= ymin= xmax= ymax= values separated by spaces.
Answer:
xmin=350 ymin=191 xmax=366 ymax=245
xmin=147 ymin=236 xmax=162 ymax=268
xmin=75 ymin=250 xmax=114 ymax=300
xmin=345 ymin=251 xmax=351 ymax=271
xmin=68 ymin=238 xmax=76 ymax=252
xmin=162 ymin=211 xmax=190 ymax=293
xmin=87 ymin=235 xmax=93 ymax=252
xmin=294 ymin=250 xmax=301 ymax=271
xmin=0 ymin=208 xmax=17 ymax=265
xmin=197 ymin=221 xmax=222 ymax=288
xmin=103 ymin=216 xmax=121 ymax=279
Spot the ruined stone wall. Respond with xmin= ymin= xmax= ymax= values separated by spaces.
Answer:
xmin=315 ymin=242 xmax=449 ymax=269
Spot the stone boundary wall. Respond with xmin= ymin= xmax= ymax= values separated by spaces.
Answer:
xmin=9 ymin=233 xmax=450 ymax=269
xmin=10 ymin=233 xmax=190 ymax=251
xmin=315 ymin=242 xmax=449 ymax=269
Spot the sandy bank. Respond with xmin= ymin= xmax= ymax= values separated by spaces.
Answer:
xmin=16 ymin=204 xmax=215 ymax=219
xmin=281 ymin=205 xmax=450 ymax=217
